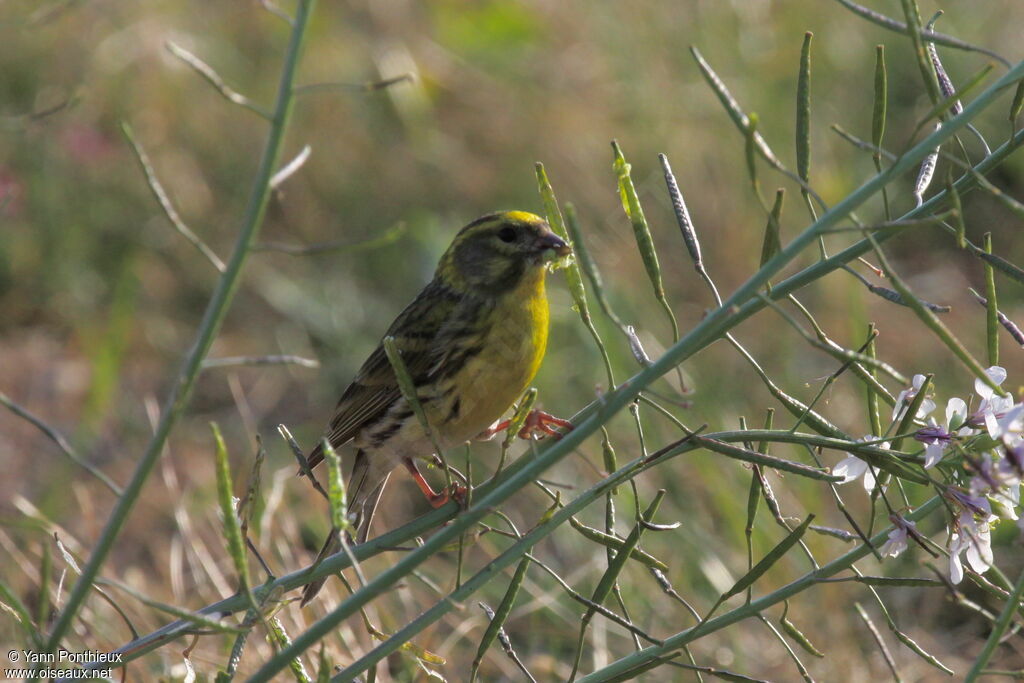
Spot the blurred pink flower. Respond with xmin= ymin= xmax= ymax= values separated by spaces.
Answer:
xmin=60 ymin=123 xmax=116 ymax=165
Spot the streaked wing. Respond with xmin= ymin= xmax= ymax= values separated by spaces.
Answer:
xmin=307 ymin=279 xmax=465 ymax=468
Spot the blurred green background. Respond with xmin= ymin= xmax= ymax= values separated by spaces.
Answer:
xmin=3 ymin=0 xmax=1024 ymax=679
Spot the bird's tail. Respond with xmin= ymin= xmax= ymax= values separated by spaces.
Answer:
xmin=300 ymin=450 xmax=390 ymax=606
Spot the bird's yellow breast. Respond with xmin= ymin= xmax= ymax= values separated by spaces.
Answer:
xmin=431 ymin=268 xmax=549 ymax=444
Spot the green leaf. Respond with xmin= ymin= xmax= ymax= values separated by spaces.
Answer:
xmin=568 ymin=517 xmax=669 ymax=571
xmin=471 ymin=557 xmax=530 ymax=680
xmin=759 ymin=189 xmax=785 ymax=268
xmin=723 ymin=515 xmax=814 ymax=601
xmin=587 ymin=491 xmax=666 ymax=616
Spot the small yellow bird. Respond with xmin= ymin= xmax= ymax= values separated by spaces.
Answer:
xmin=301 ymin=211 xmax=572 ymax=604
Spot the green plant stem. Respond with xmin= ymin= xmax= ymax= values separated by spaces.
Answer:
xmin=41 ymin=0 xmax=316 ymax=660
xmin=577 ymin=497 xmax=943 ymax=682
xmin=964 ymin=564 xmax=1024 ymax=682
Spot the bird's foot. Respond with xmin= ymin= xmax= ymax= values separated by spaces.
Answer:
xmin=477 ymin=409 xmax=574 ymax=441
xmin=404 ymin=458 xmax=468 ymax=508
xmin=429 ymin=483 xmax=469 ymax=509
xmin=517 ymin=409 xmax=574 ymax=440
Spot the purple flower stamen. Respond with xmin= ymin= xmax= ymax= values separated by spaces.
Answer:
xmin=914 ymin=425 xmax=953 ymax=445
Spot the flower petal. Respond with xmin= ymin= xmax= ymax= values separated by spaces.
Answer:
xmin=949 ymin=547 xmax=964 ymax=584
xmin=879 ymin=528 xmax=908 ymax=558
xmin=977 ymin=366 xmax=1007 ymax=399
xmin=917 ymin=398 xmax=936 ymax=419
xmin=833 ymin=455 xmax=868 ymax=484
xmin=924 ymin=443 xmax=944 ymax=469
xmin=946 ymin=397 xmax=968 ymax=428
xmin=965 ymin=530 xmax=993 ymax=574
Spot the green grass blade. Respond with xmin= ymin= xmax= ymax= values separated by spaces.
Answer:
xmin=321 ymin=440 xmax=348 ymax=532
xmin=212 ymin=423 xmax=251 ymax=600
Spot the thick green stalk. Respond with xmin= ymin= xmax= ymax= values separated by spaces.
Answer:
xmin=963 ymin=564 xmax=1024 ymax=682
xmin=246 ymin=61 xmax=1024 ymax=681
xmin=41 ymin=0 xmax=316 ymax=657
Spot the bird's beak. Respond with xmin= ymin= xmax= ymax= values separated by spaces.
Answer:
xmin=535 ymin=232 xmax=571 ymax=257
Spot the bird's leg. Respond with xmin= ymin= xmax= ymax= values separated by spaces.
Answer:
xmin=403 ymin=457 xmax=467 ymax=508
xmin=476 ymin=409 xmax=574 ymax=441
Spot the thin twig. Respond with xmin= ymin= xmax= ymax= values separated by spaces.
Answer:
xmin=269 ymin=145 xmax=311 ymax=189
xmin=166 ymin=42 xmax=272 ymax=119
xmin=122 ymin=123 xmax=226 ymax=272
xmin=201 ymin=354 xmax=319 ymax=370
xmin=294 ymin=73 xmax=414 ymax=94
xmin=0 ymin=391 xmax=121 ymax=495
xmin=252 ymin=221 xmax=406 ymax=255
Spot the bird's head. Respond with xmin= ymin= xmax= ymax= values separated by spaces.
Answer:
xmin=437 ymin=211 xmax=570 ymax=295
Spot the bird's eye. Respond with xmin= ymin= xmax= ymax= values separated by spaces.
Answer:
xmin=497 ymin=226 xmax=517 ymax=243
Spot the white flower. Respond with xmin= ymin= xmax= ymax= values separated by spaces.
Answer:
xmin=947 ymin=487 xmax=992 ymax=518
xmin=970 ymin=366 xmax=1014 ymax=438
xmin=834 ymin=437 xmax=889 ymax=493
xmin=965 ymin=445 xmax=1023 ymax=521
xmin=879 ymin=517 xmax=917 ymax=559
xmin=892 ymin=374 xmax=936 ymax=422
xmin=975 ymin=365 xmax=1007 ymax=399
xmin=949 ymin=510 xmax=994 ymax=584
xmin=834 ymin=455 xmax=876 ymax=491
xmin=999 ymin=436 xmax=1024 ymax=484
xmin=915 ymin=398 xmax=970 ymax=468
xmin=996 ymin=404 xmax=1024 ymax=439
